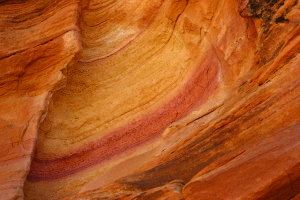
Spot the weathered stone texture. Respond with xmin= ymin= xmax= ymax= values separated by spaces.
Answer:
xmin=0 ymin=0 xmax=299 ymax=199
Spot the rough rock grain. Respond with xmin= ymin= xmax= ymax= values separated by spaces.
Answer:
xmin=0 ymin=0 xmax=300 ymax=199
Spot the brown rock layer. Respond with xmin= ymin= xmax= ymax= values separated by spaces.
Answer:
xmin=0 ymin=0 xmax=299 ymax=199
xmin=0 ymin=1 xmax=82 ymax=198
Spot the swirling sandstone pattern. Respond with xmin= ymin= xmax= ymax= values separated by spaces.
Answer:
xmin=0 ymin=0 xmax=299 ymax=199
xmin=0 ymin=1 xmax=82 ymax=199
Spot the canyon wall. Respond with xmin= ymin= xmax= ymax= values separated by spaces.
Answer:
xmin=0 ymin=0 xmax=299 ymax=199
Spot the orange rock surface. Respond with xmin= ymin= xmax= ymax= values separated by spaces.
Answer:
xmin=0 ymin=0 xmax=300 ymax=199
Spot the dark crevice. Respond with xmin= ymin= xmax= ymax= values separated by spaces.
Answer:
xmin=275 ymin=15 xmax=289 ymax=23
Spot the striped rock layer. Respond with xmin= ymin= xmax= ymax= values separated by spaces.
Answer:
xmin=0 ymin=0 xmax=299 ymax=199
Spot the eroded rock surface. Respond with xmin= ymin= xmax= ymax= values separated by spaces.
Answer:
xmin=0 ymin=1 xmax=82 ymax=199
xmin=0 ymin=0 xmax=299 ymax=199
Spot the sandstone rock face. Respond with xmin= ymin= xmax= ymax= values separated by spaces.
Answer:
xmin=0 ymin=0 xmax=299 ymax=199
xmin=0 ymin=1 xmax=82 ymax=199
